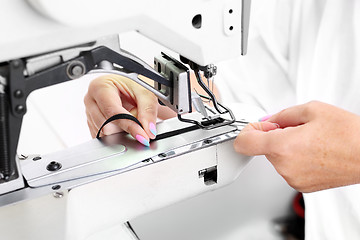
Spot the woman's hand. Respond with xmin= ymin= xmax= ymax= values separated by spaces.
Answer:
xmin=234 ymin=101 xmax=360 ymax=193
xmin=84 ymin=74 xmax=158 ymax=146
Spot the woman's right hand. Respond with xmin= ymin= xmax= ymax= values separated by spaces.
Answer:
xmin=84 ymin=74 xmax=159 ymax=146
xmin=234 ymin=101 xmax=360 ymax=193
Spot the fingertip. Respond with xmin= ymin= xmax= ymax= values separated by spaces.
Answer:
xmin=126 ymin=122 xmax=151 ymax=146
xmin=139 ymin=120 xmax=157 ymax=140
xmin=135 ymin=134 xmax=150 ymax=147
xmin=242 ymin=122 xmax=279 ymax=132
xmin=259 ymin=114 xmax=272 ymax=122
xmin=234 ymin=122 xmax=279 ymax=156
xmin=233 ymin=133 xmax=244 ymax=153
xmin=261 ymin=122 xmax=281 ymax=131
xmin=233 ymin=131 xmax=253 ymax=155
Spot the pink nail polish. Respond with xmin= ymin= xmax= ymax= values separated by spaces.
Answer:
xmin=149 ymin=122 xmax=157 ymax=137
xmin=136 ymin=134 xmax=150 ymax=147
xmin=259 ymin=115 xmax=272 ymax=122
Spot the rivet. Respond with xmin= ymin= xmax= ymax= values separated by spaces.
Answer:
xmin=158 ymin=153 xmax=167 ymax=158
xmin=53 ymin=192 xmax=64 ymax=198
xmin=14 ymin=90 xmax=24 ymax=98
xmin=15 ymin=105 xmax=25 ymax=114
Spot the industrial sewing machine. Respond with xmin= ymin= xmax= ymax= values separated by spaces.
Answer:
xmin=0 ymin=0 xmax=260 ymax=239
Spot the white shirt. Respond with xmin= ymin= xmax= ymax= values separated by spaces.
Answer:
xmin=218 ymin=0 xmax=360 ymax=239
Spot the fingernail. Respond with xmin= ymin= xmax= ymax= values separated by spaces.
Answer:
xmin=259 ymin=115 xmax=272 ymax=122
xmin=273 ymin=123 xmax=280 ymax=128
xmin=136 ymin=134 xmax=150 ymax=147
xmin=149 ymin=122 xmax=157 ymax=137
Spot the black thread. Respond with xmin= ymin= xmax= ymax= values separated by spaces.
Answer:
xmin=96 ymin=113 xmax=143 ymax=139
xmin=97 ymin=114 xmax=202 ymax=142
xmin=151 ymin=125 xmax=200 ymax=142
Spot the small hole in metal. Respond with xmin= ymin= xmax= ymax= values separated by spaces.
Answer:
xmin=52 ymin=185 xmax=61 ymax=190
xmin=192 ymin=14 xmax=202 ymax=29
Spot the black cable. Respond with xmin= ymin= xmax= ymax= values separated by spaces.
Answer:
xmin=152 ymin=124 xmax=200 ymax=142
xmin=193 ymin=69 xmax=227 ymax=114
xmin=96 ymin=113 xmax=143 ymax=139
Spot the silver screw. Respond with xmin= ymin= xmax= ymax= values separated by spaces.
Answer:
xmin=19 ymin=154 xmax=28 ymax=160
xmin=53 ymin=192 xmax=64 ymax=199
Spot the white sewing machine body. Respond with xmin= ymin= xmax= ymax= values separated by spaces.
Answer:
xmin=0 ymin=106 xmax=264 ymax=240
xmin=1 ymin=0 xmax=248 ymax=65
xmin=0 ymin=0 xmax=261 ymax=239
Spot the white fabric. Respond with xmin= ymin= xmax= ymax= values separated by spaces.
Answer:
xmin=217 ymin=0 xmax=360 ymax=239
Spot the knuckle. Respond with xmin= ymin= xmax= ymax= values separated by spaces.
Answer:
xmin=126 ymin=121 xmax=142 ymax=135
xmin=102 ymin=106 xmax=116 ymax=118
xmin=287 ymin=178 xmax=299 ymax=190
xmin=305 ymin=100 xmax=321 ymax=111
xmin=121 ymin=123 xmax=130 ymax=133
xmin=144 ymin=105 xmax=157 ymax=115
xmin=306 ymin=101 xmax=316 ymax=109
xmin=288 ymin=179 xmax=306 ymax=192
xmin=141 ymin=88 xmax=156 ymax=98
xmin=88 ymin=78 xmax=102 ymax=92
xmin=276 ymin=108 xmax=288 ymax=121
xmin=83 ymin=93 xmax=90 ymax=106
xmin=88 ymin=75 xmax=115 ymax=95
xmin=302 ymin=102 xmax=316 ymax=118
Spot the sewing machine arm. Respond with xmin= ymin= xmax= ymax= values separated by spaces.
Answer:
xmin=0 ymin=44 xmax=194 ymax=186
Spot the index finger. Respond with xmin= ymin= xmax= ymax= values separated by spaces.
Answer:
xmin=267 ymin=102 xmax=316 ymax=128
xmin=92 ymin=83 xmax=150 ymax=142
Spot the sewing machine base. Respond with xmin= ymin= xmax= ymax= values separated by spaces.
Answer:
xmin=0 ymin=108 xmax=259 ymax=240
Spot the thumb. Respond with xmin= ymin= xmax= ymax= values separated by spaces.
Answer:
xmin=234 ymin=122 xmax=280 ymax=156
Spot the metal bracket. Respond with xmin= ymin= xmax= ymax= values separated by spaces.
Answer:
xmin=0 ymin=45 xmax=179 ymax=185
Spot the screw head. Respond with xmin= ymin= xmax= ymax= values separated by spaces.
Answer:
xmin=158 ymin=153 xmax=167 ymax=158
xmin=33 ymin=156 xmax=42 ymax=161
xmin=15 ymin=105 xmax=26 ymax=114
xmin=13 ymin=60 xmax=20 ymax=68
xmin=53 ymin=192 xmax=64 ymax=198
xmin=46 ymin=161 xmax=62 ymax=171
xmin=142 ymin=158 xmax=151 ymax=163
xmin=19 ymin=154 xmax=28 ymax=160
xmin=14 ymin=90 xmax=24 ymax=98
xmin=52 ymin=185 xmax=61 ymax=190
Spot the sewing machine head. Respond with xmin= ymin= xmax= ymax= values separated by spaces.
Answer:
xmin=0 ymin=0 xmax=251 ymax=196
xmin=2 ymin=0 xmax=250 ymax=65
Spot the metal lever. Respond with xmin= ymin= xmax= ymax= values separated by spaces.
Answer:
xmin=241 ymin=0 xmax=251 ymax=55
